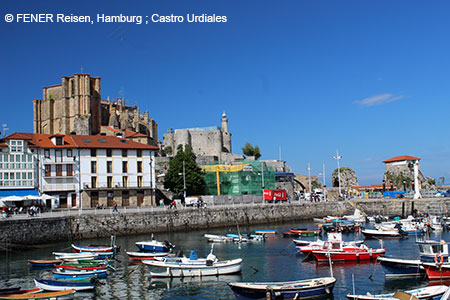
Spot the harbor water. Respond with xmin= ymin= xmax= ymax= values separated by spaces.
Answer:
xmin=0 ymin=220 xmax=448 ymax=299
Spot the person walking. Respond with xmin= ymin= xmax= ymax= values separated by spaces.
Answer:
xmin=113 ymin=201 xmax=118 ymax=212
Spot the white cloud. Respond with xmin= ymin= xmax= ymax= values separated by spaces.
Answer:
xmin=353 ymin=93 xmax=404 ymax=107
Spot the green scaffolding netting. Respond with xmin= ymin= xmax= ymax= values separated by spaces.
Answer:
xmin=202 ymin=161 xmax=276 ymax=195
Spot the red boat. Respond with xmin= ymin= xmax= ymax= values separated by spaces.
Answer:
xmin=422 ymin=263 xmax=450 ymax=280
xmin=311 ymin=244 xmax=385 ymax=262
xmin=297 ymin=232 xmax=364 ymax=255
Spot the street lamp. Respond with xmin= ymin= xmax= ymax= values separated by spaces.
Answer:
xmin=307 ymin=163 xmax=312 ymax=193
xmin=178 ymin=160 xmax=186 ymax=199
xmin=333 ymin=149 xmax=342 ymax=196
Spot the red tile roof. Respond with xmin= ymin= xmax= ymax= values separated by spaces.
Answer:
xmin=383 ymin=155 xmax=421 ymax=163
xmin=2 ymin=132 xmax=158 ymax=150
xmin=71 ymin=135 xmax=158 ymax=150
xmin=101 ymin=126 xmax=148 ymax=138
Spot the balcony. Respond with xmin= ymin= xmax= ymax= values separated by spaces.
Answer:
xmin=42 ymin=183 xmax=76 ymax=192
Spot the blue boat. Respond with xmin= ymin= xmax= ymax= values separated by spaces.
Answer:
xmin=228 ymin=277 xmax=336 ymax=299
xmin=34 ymin=277 xmax=97 ymax=291
xmin=135 ymin=240 xmax=174 ymax=252
xmin=377 ymin=257 xmax=425 ymax=278
xmin=53 ymin=269 xmax=107 ymax=279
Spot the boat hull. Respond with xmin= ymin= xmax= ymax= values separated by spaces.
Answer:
xmin=127 ymin=251 xmax=169 ymax=260
xmin=146 ymin=258 xmax=243 ymax=278
xmin=0 ymin=289 xmax=75 ymax=300
xmin=34 ymin=278 xmax=95 ymax=292
xmin=378 ymin=257 xmax=425 ymax=278
xmin=228 ymin=277 xmax=336 ymax=300
xmin=423 ymin=263 xmax=450 ymax=280
xmin=312 ymin=249 xmax=385 ymax=262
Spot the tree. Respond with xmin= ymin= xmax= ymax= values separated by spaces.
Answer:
xmin=242 ymin=142 xmax=261 ymax=159
xmin=164 ymin=144 xmax=205 ymax=196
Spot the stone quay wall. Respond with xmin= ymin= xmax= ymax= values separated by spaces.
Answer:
xmin=1 ymin=198 xmax=449 ymax=248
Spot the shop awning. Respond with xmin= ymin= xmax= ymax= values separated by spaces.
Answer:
xmin=0 ymin=189 xmax=39 ymax=197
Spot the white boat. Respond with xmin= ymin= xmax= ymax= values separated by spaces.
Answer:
xmin=143 ymin=247 xmax=242 ymax=277
xmin=203 ymin=234 xmax=233 ymax=243
xmin=346 ymin=285 xmax=448 ymax=300
xmin=53 ymin=252 xmax=97 ymax=260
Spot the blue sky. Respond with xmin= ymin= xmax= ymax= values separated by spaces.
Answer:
xmin=1 ymin=0 xmax=449 ymax=186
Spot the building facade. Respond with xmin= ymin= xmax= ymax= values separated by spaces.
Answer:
xmin=0 ymin=133 xmax=38 ymax=196
xmin=1 ymin=132 xmax=158 ymax=209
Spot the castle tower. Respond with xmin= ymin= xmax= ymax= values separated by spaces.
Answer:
xmin=221 ymin=112 xmax=228 ymax=133
xmin=221 ymin=112 xmax=231 ymax=153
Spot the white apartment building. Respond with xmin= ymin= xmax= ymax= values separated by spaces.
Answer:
xmin=0 ymin=133 xmax=38 ymax=198
xmin=1 ymin=133 xmax=158 ymax=208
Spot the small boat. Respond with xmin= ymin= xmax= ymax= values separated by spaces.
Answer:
xmin=136 ymin=240 xmax=174 ymax=252
xmin=290 ymin=229 xmax=321 ymax=237
xmin=53 ymin=269 xmax=107 ymax=279
xmin=55 ymin=264 xmax=107 ymax=271
xmin=53 ymin=252 xmax=96 ymax=260
xmin=254 ymin=229 xmax=277 ymax=234
xmin=422 ymin=262 xmax=450 ymax=280
xmin=0 ymin=289 xmax=75 ymax=300
xmin=143 ymin=248 xmax=242 ymax=278
xmin=346 ymin=285 xmax=448 ymax=299
xmin=53 ymin=252 xmax=113 ymax=260
xmin=228 ymin=277 xmax=336 ymax=300
xmin=71 ymin=244 xmax=116 ymax=253
xmin=127 ymin=251 xmax=169 ymax=261
xmin=362 ymin=228 xmax=408 ymax=239
xmin=203 ymin=234 xmax=233 ymax=243
xmin=377 ymin=257 xmax=425 ymax=278
xmin=292 ymin=239 xmax=314 ymax=246
xmin=311 ymin=244 xmax=385 ymax=262
xmin=28 ymin=260 xmax=62 ymax=268
xmin=0 ymin=288 xmax=41 ymax=296
xmin=34 ymin=277 xmax=96 ymax=291
xmin=225 ymin=234 xmax=265 ymax=243
xmin=296 ymin=232 xmax=364 ymax=255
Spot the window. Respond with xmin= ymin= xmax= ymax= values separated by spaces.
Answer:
xmin=55 ymin=150 xmax=62 ymax=162
xmin=107 ymin=176 xmax=113 ymax=188
xmin=45 ymin=165 xmax=51 ymax=177
xmin=91 ymin=161 xmax=97 ymax=173
xmin=107 ymin=161 xmax=113 ymax=173
xmin=44 ymin=149 xmax=50 ymax=158
xmin=56 ymin=164 xmax=62 ymax=176
xmin=122 ymin=149 xmax=127 ymax=157
xmin=55 ymin=137 xmax=63 ymax=145
xmin=91 ymin=176 xmax=97 ymax=188
xmin=137 ymin=161 xmax=143 ymax=173
xmin=90 ymin=149 xmax=97 ymax=157
xmin=106 ymin=149 xmax=112 ymax=157
xmin=137 ymin=149 xmax=142 ymax=157
xmin=10 ymin=140 xmax=23 ymax=152
xmin=122 ymin=176 xmax=128 ymax=187
xmin=122 ymin=161 xmax=128 ymax=173
xmin=67 ymin=164 xmax=73 ymax=176
xmin=67 ymin=149 xmax=72 ymax=157
xmin=137 ymin=176 xmax=143 ymax=188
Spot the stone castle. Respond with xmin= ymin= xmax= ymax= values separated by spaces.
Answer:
xmin=32 ymin=73 xmax=158 ymax=145
xmin=163 ymin=112 xmax=240 ymax=161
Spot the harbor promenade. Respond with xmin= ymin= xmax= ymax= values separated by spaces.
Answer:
xmin=1 ymin=197 xmax=449 ymax=249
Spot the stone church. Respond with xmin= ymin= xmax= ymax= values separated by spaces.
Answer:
xmin=32 ymin=73 xmax=158 ymax=145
